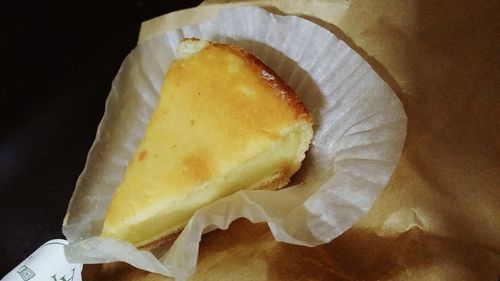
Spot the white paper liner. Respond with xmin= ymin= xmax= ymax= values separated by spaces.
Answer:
xmin=62 ymin=6 xmax=407 ymax=280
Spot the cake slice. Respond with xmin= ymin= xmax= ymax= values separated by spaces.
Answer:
xmin=100 ymin=39 xmax=313 ymax=247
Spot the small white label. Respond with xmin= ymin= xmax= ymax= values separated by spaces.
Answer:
xmin=1 ymin=240 xmax=82 ymax=281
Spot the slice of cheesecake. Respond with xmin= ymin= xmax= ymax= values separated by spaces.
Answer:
xmin=100 ymin=39 xmax=313 ymax=247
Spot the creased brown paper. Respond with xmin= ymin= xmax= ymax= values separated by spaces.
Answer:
xmin=81 ymin=0 xmax=500 ymax=280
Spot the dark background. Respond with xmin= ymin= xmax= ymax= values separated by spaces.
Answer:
xmin=1 ymin=0 xmax=202 ymax=276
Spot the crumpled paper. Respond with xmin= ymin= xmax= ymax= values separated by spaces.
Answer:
xmin=62 ymin=6 xmax=406 ymax=280
xmin=1 ymin=240 xmax=83 ymax=281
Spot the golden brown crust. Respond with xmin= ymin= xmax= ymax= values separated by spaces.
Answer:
xmin=181 ymin=38 xmax=312 ymax=123
xmin=212 ymin=42 xmax=312 ymax=122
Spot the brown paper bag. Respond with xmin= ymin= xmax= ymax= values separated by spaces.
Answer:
xmin=83 ymin=0 xmax=500 ymax=280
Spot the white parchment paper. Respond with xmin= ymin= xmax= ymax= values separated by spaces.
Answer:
xmin=2 ymin=240 xmax=82 ymax=281
xmin=62 ymin=6 xmax=406 ymax=280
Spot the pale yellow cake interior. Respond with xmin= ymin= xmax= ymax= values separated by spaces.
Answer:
xmin=100 ymin=40 xmax=313 ymax=247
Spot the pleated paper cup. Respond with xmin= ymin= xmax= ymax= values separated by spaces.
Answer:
xmin=63 ymin=6 xmax=406 ymax=280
